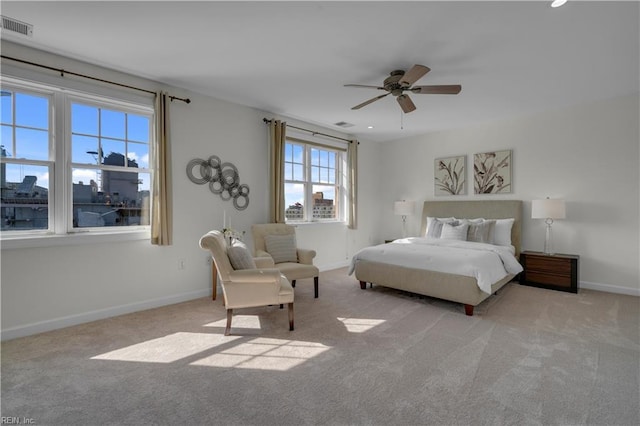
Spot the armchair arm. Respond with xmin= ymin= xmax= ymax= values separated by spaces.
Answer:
xmin=228 ymin=268 xmax=281 ymax=284
xmin=297 ymin=248 xmax=317 ymax=265
xmin=256 ymin=249 xmax=273 ymax=259
xmin=254 ymin=256 xmax=275 ymax=268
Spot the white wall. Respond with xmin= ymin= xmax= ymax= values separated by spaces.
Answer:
xmin=0 ymin=42 xmax=379 ymax=339
xmin=379 ymin=94 xmax=640 ymax=294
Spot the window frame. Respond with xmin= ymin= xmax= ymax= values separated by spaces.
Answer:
xmin=0 ymin=76 xmax=155 ymax=245
xmin=283 ymin=136 xmax=345 ymax=224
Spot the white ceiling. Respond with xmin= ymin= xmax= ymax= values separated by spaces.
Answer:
xmin=1 ymin=1 xmax=638 ymax=142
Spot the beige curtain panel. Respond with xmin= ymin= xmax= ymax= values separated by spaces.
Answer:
xmin=151 ymin=91 xmax=173 ymax=245
xmin=347 ymin=140 xmax=358 ymax=229
xmin=269 ymin=120 xmax=287 ymax=223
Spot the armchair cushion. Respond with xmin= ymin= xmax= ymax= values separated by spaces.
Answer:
xmin=227 ymin=243 xmax=257 ymax=270
xmin=264 ymin=234 xmax=298 ymax=263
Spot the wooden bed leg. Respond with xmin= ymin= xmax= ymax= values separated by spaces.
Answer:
xmin=359 ymin=281 xmax=367 ymax=290
xmin=464 ymin=304 xmax=474 ymax=316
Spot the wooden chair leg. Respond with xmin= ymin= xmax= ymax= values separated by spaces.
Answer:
xmin=288 ymin=303 xmax=294 ymax=331
xmin=225 ymin=309 xmax=233 ymax=335
xmin=291 ymin=280 xmax=296 ymax=288
xmin=314 ymin=276 xmax=319 ymax=298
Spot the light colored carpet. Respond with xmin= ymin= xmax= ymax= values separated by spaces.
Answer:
xmin=2 ymin=267 xmax=639 ymax=426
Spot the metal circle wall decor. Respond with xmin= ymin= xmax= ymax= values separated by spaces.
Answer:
xmin=186 ymin=155 xmax=250 ymax=210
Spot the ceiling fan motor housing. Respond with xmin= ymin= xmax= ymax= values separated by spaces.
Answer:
xmin=384 ymin=70 xmax=406 ymax=96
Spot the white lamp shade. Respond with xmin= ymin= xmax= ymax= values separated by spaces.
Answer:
xmin=394 ymin=200 xmax=415 ymax=216
xmin=532 ymin=199 xmax=566 ymax=219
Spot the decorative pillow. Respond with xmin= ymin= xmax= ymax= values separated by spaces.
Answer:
xmin=227 ymin=242 xmax=256 ymax=270
xmin=264 ymin=234 xmax=298 ymax=263
xmin=440 ymin=222 xmax=469 ymax=241
xmin=426 ymin=217 xmax=457 ymax=238
xmin=466 ymin=219 xmax=496 ymax=244
xmin=492 ymin=218 xmax=515 ymax=246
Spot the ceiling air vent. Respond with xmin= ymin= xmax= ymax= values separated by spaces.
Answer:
xmin=334 ymin=121 xmax=354 ymax=128
xmin=1 ymin=16 xmax=33 ymax=38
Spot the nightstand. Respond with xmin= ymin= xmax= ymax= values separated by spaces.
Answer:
xmin=520 ymin=251 xmax=579 ymax=293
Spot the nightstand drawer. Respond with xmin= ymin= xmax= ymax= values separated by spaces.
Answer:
xmin=525 ymin=271 xmax=572 ymax=288
xmin=525 ymin=256 xmax=572 ymax=275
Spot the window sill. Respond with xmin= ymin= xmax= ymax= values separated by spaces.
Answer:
xmin=286 ymin=220 xmax=346 ymax=227
xmin=0 ymin=229 xmax=150 ymax=250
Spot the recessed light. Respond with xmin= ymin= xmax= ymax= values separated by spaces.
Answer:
xmin=367 ymin=126 xmax=374 ymax=129
xmin=550 ymin=0 xmax=567 ymax=8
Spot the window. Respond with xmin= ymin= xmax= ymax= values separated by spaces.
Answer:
xmin=283 ymin=139 xmax=344 ymax=222
xmin=1 ymin=78 xmax=154 ymax=238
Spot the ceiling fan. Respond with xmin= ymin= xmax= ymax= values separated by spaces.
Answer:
xmin=345 ymin=64 xmax=461 ymax=113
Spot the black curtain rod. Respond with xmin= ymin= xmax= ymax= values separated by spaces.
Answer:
xmin=263 ymin=118 xmax=353 ymax=143
xmin=1 ymin=55 xmax=191 ymax=104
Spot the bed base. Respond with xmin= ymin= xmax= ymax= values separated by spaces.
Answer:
xmin=359 ymin=279 xmax=477 ymax=316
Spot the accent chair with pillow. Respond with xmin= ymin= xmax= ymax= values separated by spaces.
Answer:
xmin=251 ymin=223 xmax=320 ymax=298
xmin=199 ymin=230 xmax=294 ymax=335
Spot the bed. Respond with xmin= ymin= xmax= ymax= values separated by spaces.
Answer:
xmin=349 ymin=200 xmax=523 ymax=316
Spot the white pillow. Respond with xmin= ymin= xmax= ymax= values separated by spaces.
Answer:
xmin=425 ymin=217 xmax=457 ymax=238
xmin=440 ymin=222 xmax=469 ymax=241
xmin=227 ymin=242 xmax=256 ymax=270
xmin=492 ymin=218 xmax=515 ymax=246
xmin=264 ymin=234 xmax=298 ymax=263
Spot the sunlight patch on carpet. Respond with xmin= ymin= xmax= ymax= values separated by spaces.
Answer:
xmin=91 ymin=332 xmax=241 ymax=363
xmin=337 ymin=317 xmax=386 ymax=333
xmin=191 ymin=337 xmax=331 ymax=371
xmin=204 ymin=315 xmax=262 ymax=330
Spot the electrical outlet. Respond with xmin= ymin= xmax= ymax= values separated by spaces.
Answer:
xmin=178 ymin=258 xmax=186 ymax=270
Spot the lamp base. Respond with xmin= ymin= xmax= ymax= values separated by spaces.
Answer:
xmin=543 ymin=219 xmax=554 ymax=255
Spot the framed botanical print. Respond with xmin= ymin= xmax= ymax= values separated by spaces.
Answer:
xmin=434 ymin=155 xmax=466 ymax=196
xmin=474 ymin=150 xmax=512 ymax=194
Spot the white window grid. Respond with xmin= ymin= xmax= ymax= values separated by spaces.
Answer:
xmin=0 ymin=77 xmax=154 ymax=238
xmin=284 ymin=140 xmax=343 ymax=223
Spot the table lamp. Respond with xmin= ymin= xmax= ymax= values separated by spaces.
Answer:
xmin=531 ymin=198 xmax=566 ymax=255
xmin=394 ymin=200 xmax=415 ymax=238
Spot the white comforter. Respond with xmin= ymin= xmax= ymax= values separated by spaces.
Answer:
xmin=348 ymin=237 xmax=523 ymax=294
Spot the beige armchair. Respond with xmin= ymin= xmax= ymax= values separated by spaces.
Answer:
xmin=199 ymin=230 xmax=294 ymax=336
xmin=251 ymin=223 xmax=319 ymax=298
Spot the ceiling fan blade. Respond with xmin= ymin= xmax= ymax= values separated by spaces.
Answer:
xmin=399 ymin=64 xmax=430 ymax=87
xmin=344 ymin=84 xmax=386 ymax=90
xmin=397 ymin=94 xmax=416 ymax=113
xmin=351 ymin=93 xmax=390 ymax=110
xmin=411 ymin=85 xmax=462 ymax=95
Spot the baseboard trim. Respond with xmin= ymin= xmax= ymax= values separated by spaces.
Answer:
xmin=1 ymin=288 xmax=210 ymax=341
xmin=580 ymin=280 xmax=640 ymax=296
xmin=319 ymin=260 xmax=350 ymax=272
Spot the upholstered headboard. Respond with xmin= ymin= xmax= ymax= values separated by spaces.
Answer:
xmin=420 ymin=200 xmax=523 ymax=257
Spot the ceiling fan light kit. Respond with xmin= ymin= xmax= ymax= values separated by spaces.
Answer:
xmin=345 ymin=64 xmax=462 ymax=113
